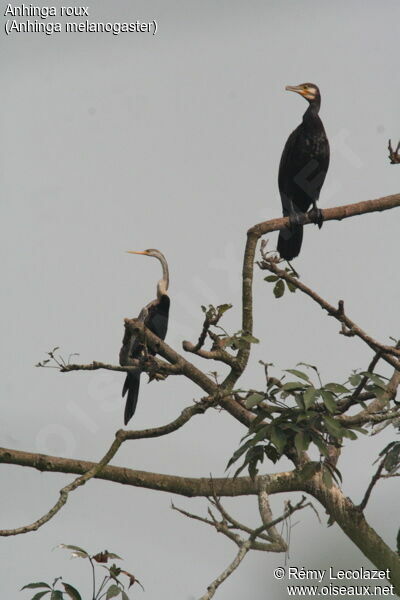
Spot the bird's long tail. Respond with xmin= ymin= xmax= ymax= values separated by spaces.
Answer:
xmin=277 ymin=224 xmax=303 ymax=261
xmin=122 ymin=371 xmax=141 ymax=425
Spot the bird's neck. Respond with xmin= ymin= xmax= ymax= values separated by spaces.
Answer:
xmin=157 ymin=261 xmax=169 ymax=298
xmin=303 ymin=97 xmax=321 ymax=122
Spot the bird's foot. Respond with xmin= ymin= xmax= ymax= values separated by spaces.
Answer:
xmin=308 ymin=206 xmax=324 ymax=229
xmin=148 ymin=372 xmax=166 ymax=383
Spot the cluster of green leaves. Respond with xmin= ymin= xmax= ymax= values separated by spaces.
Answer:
xmin=228 ymin=365 xmax=389 ymax=483
xmin=264 ymin=267 xmax=298 ymax=298
xmin=378 ymin=440 xmax=400 ymax=475
xmin=200 ymin=303 xmax=259 ymax=350
xmin=201 ymin=303 xmax=232 ymax=321
xmin=223 ymin=330 xmax=260 ymax=351
xmin=21 ymin=545 xmax=143 ymax=600
xmin=21 ymin=579 xmax=81 ymax=600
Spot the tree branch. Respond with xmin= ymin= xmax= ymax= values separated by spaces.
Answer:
xmin=0 ymin=400 xmax=215 ymax=536
xmin=0 ymin=435 xmax=123 ymax=537
xmin=258 ymin=257 xmax=400 ymax=371
xmin=197 ymin=495 xmax=311 ymax=600
xmin=223 ymin=194 xmax=400 ymax=392
xmin=358 ymin=458 xmax=386 ymax=512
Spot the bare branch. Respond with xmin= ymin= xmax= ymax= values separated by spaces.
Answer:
xmin=222 ymin=194 xmax=400 ymax=393
xmin=182 ymin=340 xmax=238 ymax=369
xmin=197 ymin=495 xmax=312 ymax=600
xmin=198 ymin=538 xmax=252 ymax=600
xmin=258 ymin=256 xmax=400 ymax=371
xmin=0 ymin=400 xmax=216 ymax=536
xmin=0 ymin=434 xmax=123 ymax=537
xmin=60 ymin=359 xmax=182 ymax=376
xmin=358 ymin=458 xmax=386 ymax=512
xmin=251 ymin=194 xmax=400 ymax=237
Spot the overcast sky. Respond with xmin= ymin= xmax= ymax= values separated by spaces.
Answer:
xmin=1 ymin=1 xmax=399 ymax=598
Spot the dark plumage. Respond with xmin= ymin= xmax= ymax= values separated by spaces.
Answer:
xmin=277 ymin=83 xmax=330 ymax=260
xmin=120 ymin=249 xmax=170 ymax=425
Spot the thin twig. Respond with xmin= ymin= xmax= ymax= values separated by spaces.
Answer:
xmin=338 ymin=351 xmax=382 ymax=413
xmin=197 ymin=495 xmax=312 ymax=600
xmin=358 ymin=458 xmax=386 ymax=511
xmin=258 ymin=255 xmax=400 ymax=371
xmin=0 ymin=399 xmax=216 ymax=537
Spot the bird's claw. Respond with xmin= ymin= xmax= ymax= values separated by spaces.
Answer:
xmin=148 ymin=372 xmax=166 ymax=382
xmin=309 ymin=206 xmax=324 ymax=229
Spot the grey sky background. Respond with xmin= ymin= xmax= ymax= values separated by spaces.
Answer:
xmin=1 ymin=1 xmax=399 ymax=598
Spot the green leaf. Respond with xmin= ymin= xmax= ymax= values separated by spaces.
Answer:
xmin=226 ymin=438 xmax=256 ymax=469
xmin=322 ymin=466 xmax=333 ymax=488
xmin=349 ymin=374 xmax=362 ymax=387
xmin=349 ymin=425 xmax=368 ymax=435
xmin=285 ymin=279 xmax=298 ymax=293
xmin=106 ymin=585 xmax=121 ymax=599
xmin=121 ymin=593 xmax=130 ymax=600
xmin=30 ymin=593 xmax=50 ymax=600
xmin=368 ymin=385 xmax=388 ymax=401
xmin=273 ymin=279 xmax=285 ymax=298
xmin=50 ymin=592 xmax=64 ymax=600
xmin=297 ymin=362 xmax=320 ymax=376
xmin=303 ymin=386 xmax=319 ymax=409
xmin=284 ymin=369 xmax=310 ymax=382
xmin=264 ymin=275 xmax=279 ymax=282
xmin=397 ymin=528 xmax=400 ymax=555
xmin=264 ymin=444 xmax=280 ymax=463
xmin=341 ymin=429 xmax=358 ymax=440
xmin=320 ymin=390 xmax=337 ymax=414
xmin=251 ymin=426 xmax=269 ymax=445
xmin=324 ymin=383 xmax=349 ymax=395
xmin=245 ymin=392 xmax=265 ymax=409
xmin=62 ymin=583 xmax=82 ymax=600
xmin=311 ymin=434 xmax=329 ymax=457
xmin=217 ymin=303 xmax=232 ymax=314
xmin=248 ymin=412 xmax=269 ymax=433
xmin=294 ymin=431 xmax=310 ymax=455
xmin=227 ymin=431 xmax=269 ymax=470
xmin=270 ymin=427 xmax=287 ymax=454
xmin=324 ymin=461 xmax=343 ymax=484
xmin=361 ymin=371 xmax=387 ymax=389
xmin=282 ymin=381 xmax=306 ymax=392
xmin=379 ymin=441 xmax=397 ymax=457
xmin=248 ymin=446 xmax=264 ymax=480
xmin=57 ymin=544 xmax=89 ymax=559
xmin=383 ymin=443 xmax=400 ymax=472
xmin=21 ymin=584 xmax=52 ymax=591
xmin=323 ymin=416 xmax=344 ymax=439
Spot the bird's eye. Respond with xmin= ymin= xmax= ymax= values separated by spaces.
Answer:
xmin=303 ymin=85 xmax=309 ymax=89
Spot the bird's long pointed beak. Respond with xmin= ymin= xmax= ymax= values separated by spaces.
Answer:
xmin=285 ymin=84 xmax=305 ymax=95
xmin=126 ymin=250 xmax=148 ymax=256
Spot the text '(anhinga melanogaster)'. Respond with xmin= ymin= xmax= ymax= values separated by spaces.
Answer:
xmin=120 ymin=249 xmax=170 ymax=425
xmin=277 ymin=83 xmax=330 ymax=260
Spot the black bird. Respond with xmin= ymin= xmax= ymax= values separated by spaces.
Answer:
xmin=120 ymin=249 xmax=170 ymax=425
xmin=277 ymin=83 xmax=330 ymax=260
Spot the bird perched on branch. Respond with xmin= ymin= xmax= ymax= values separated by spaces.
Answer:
xmin=120 ymin=249 xmax=170 ymax=425
xmin=277 ymin=83 xmax=330 ymax=260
